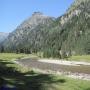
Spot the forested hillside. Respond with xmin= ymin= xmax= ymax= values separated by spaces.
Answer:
xmin=1 ymin=0 xmax=90 ymax=58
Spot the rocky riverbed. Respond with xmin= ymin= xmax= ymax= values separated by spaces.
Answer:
xmin=14 ymin=58 xmax=90 ymax=80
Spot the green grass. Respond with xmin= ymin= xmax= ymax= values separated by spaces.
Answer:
xmin=68 ymin=55 xmax=90 ymax=62
xmin=0 ymin=53 xmax=38 ymax=61
xmin=0 ymin=53 xmax=90 ymax=90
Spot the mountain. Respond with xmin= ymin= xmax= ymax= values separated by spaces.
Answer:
xmin=2 ymin=0 xmax=90 ymax=58
xmin=60 ymin=0 xmax=90 ymax=55
xmin=45 ymin=0 xmax=90 ymax=57
xmin=0 ymin=32 xmax=9 ymax=43
xmin=2 ymin=12 xmax=55 ymax=53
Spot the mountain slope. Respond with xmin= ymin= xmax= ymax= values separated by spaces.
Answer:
xmin=60 ymin=0 xmax=90 ymax=55
xmin=44 ymin=0 xmax=90 ymax=57
xmin=2 ymin=0 xmax=90 ymax=58
xmin=3 ymin=12 xmax=55 ymax=53
xmin=0 ymin=32 xmax=9 ymax=43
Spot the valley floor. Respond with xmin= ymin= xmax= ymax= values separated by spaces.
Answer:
xmin=0 ymin=53 xmax=90 ymax=90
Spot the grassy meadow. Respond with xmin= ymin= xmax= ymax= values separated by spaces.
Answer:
xmin=0 ymin=53 xmax=38 ymax=60
xmin=68 ymin=55 xmax=90 ymax=62
xmin=0 ymin=53 xmax=90 ymax=90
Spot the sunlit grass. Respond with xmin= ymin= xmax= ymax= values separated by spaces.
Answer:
xmin=0 ymin=53 xmax=38 ymax=61
xmin=46 ymin=75 xmax=90 ymax=90
xmin=0 ymin=53 xmax=38 ymax=73
xmin=68 ymin=55 xmax=90 ymax=62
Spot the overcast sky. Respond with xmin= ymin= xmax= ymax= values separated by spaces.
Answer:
xmin=0 ymin=0 xmax=74 ymax=33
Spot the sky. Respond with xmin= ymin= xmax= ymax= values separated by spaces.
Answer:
xmin=0 ymin=0 xmax=74 ymax=33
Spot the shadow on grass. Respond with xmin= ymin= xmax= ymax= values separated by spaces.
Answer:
xmin=85 ymin=88 xmax=90 ymax=90
xmin=0 ymin=59 xmax=66 ymax=90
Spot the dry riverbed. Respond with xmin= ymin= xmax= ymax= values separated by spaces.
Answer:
xmin=15 ymin=58 xmax=90 ymax=80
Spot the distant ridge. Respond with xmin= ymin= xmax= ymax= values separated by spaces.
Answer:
xmin=0 ymin=32 xmax=9 ymax=43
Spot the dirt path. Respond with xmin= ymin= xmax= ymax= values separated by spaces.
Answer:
xmin=15 ymin=58 xmax=90 ymax=80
